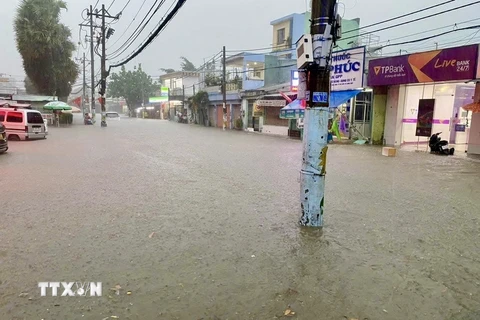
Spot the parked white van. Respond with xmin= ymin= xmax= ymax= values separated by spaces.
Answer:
xmin=0 ymin=107 xmax=47 ymax=140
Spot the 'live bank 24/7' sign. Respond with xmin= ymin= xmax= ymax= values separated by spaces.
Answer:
xmin=368 ymin=44 xmax=479 ymax=86
xmin=291 ymin=46 xmax=366 ymax=92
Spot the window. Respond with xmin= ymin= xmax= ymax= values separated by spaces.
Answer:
xmin=0 ymin=111 xmax=5 ymax=122
xmin=277 ymin=28 xmax=286 ymax=45
xmin=6 ymin=112 xmax=23 ymax=123
xmin=27 ymin=112 xmax=44 ymax=124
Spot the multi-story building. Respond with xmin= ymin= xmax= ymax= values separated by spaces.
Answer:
xmin=160 ymin=71 xmax=200 ymax=98
xmin=270 ymin=13 xmax=305 ymax=59
xmin=159 ymin=71 xmax=200 ymax=119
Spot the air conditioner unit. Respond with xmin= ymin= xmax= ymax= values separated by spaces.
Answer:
xmin=296 ymin=34 xmax=313 ymax=69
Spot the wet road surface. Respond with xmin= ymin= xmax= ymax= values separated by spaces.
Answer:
xmin=1 ymin=118 xmax=479 ymax=320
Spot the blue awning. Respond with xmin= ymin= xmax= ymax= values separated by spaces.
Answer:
xmin=280 ymin=89 xmax=362 ymax=119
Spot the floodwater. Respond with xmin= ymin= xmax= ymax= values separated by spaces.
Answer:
xmin=0 ymin=118 xmax=479 ymax=320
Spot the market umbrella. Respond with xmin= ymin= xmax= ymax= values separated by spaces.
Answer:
xmin=462 ymin=102 xmax=480 ymax=113
xmin=279 ymin=89 xmax=363 ymax=119
xmin=43 ymin=101 xmax=72 ymax=111
xmin=62 ymin=106 xmax=82 ymax=113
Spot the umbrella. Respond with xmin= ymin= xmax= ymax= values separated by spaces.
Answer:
xmin=43 ymin=101 xmax=72 ymax=111
xmin=280 ymin=89 xmax=363 ymax=119
xmin=462 ymin=102 xmax=480 ymax=113
xmin=62 ymin=106 xmax=82 ymax=113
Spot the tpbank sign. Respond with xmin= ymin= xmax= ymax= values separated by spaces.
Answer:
xmin=368 ymin=44 xmax=479 ymax=86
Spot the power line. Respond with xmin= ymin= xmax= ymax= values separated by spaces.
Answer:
xmin=119 ymin=0 xmax=132 ymax=13
xmin=107 ymin=0 xmax=117 ymax=11
xmin=375 ymin=18 xmax=480 ymax=45
xmin=343 ymin=0 xmax=455 ymax=34
xmin=107 ymin=0 xmax=164 ymax=59
xmin=110 ymin=0 xmax=187 ymax=69
xmin=226 ymin=3 xmax=480 ymax=54
xmin=341 ymin=0 xmax=480 ymax=42
xmin=182 ymin=63 xmax=297 ymax=89
xmin=107 ymin=0 xmax=149 ymax=50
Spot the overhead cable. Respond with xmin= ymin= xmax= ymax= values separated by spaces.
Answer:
xmin=110 ymin=0 xmax=187 ymax=69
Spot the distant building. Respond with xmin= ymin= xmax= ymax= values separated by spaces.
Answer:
xmin=270 ymin=13 xmax=306 ymax=60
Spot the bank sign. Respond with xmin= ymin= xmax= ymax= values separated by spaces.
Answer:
xmin=368 ymin=44 xmax=479 ymax=86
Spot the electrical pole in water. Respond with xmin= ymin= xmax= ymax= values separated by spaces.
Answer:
xmin=87 ymin=4 xmax=118 ymax=127
xmin=222 ymin=46 xmax=227 ymax=130
xmin=89 ymin=6 xmax=96 ymax=121
xmin=299 ymin=0 xmax=339 ymax=227
xmin=82 ymin=53 xmax=87 ymax=115
xmin=79 ymin=6 xmax=97 ymax=120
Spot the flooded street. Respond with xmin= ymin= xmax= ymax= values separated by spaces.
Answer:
xmin=1 ymin=118 xmax=479 ymax=320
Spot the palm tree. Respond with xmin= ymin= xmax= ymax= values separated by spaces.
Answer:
xmin=14 ymin=0 xmax=78 ymax=100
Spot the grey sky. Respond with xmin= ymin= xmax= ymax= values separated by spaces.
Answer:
xmin=1 ymin=0 xmax=479 ymax=80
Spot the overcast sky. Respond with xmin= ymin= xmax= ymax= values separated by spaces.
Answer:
xmin=1 ymin=0 xmax=480 ymax=82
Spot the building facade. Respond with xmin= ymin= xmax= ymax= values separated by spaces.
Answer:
xmin=270 ymin=13 xmax=305 ymax=59
xmin=367 ymin=44 xmax=480 ymax=155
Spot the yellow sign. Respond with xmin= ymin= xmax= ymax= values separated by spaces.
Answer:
xmin=253 ymin=103 xmax=263 ymax=117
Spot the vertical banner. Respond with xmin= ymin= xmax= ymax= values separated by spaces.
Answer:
xmin=416 ymin=99 xmax=435 ymax=137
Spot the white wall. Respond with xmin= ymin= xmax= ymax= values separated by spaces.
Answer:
xmin=384 ymin=86 xmax=400 ymax=146
xmin=467 ymin=83 xmax=480 ymax=155
xmin=400 ymin=83 xmax=455 ymax=144
xmin=468 ymin=113 xmax=480 ymax=154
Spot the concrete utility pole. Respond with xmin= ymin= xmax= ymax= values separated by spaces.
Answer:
xmin=90 ymin=6 xmax=95 ymax=121
xmin=222 ymin=46 xmax=227 ymax=130
xmin=79 ymin=6 xmax=97 ymax=120
xmin=82 ymin=53 xmax=87 ymax=115
xmin=299 ymin=0 xmax=339 ymax=227
xmin=100 ymin=4 xmax=107 ymax=127
xmin=87 ymin=4 xmax=118 ymax=127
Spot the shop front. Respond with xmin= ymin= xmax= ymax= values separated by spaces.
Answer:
xmin=368 ymin=44 xmax=479 ymax=149
xmin=287 ymin=46 xmax=367 ymax=140
xmin=254 ymin=96 xmax=290 ymax=135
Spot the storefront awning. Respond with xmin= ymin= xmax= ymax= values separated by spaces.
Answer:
xmin=280 ymin=89 xmax=362 ymax=119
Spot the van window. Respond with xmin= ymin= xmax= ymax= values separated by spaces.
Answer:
xmin=106 ymin=112 xmax=119 ymax=118
xmin=6 ymin=112 xmax=23 ymax=123
xmin=0 ymin=111 xmax=5 ymax=122
xmin=27 ymin=112 xmax=44 ymax=124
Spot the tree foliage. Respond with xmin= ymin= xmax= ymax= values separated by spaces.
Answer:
xmin=14 ymin=0 xmax=78 ymax=101
xmin=180 ymin=56 xmax=196 ymax=71
xmin=108 ymin=65 xmax=157 ymax=116
xmin=189 ymin=91 xmax=210 ymax=125
xmin=161 ymin=57 xmax=197 ymax=74
xmin=160 ymin=68 xmax=176 ymax=74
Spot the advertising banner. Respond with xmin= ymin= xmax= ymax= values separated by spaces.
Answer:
xmin=291 ymin=70 xmax=299 ymax=92
xmin=149 ymin=87 xmax=169 ymax=103
xmin=290 ymin=47 xmax=365 ymax=93
xmin=330 ymin=46 xmax=366 ymax=91
xmin=416 ymin=99 xmax=435 ymax=137
xmin=368 ymin=45 xmax=478 ymax=86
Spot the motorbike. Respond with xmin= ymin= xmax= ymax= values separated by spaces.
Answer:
xmin=429 ymin=132 xmax=454 ymax=155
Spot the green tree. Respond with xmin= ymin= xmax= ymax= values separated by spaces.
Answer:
xmin=14 ymin=0 xmax=78 ymax=101
xmin=160 ymin=68 xmax=176 ymax=74
xmin=108 ymin=64 xmax=157 ymax=117
xmin=161 ymin=57 xmax=196 ymax=74
xmin=180 ymin=56 xmax=196 ymax=71
xmin=189 ymin=91 xmax=210 ymax=126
